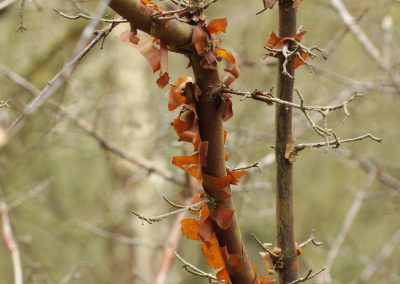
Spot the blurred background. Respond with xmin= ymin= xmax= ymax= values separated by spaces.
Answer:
xmin=0 ymin=0 xmax=399 ymax=283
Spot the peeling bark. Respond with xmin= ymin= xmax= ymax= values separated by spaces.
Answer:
xmin=190 ymin=56 xmax=258 ymax=283
xmin=107 ymin=1 xmax=259 ymax=282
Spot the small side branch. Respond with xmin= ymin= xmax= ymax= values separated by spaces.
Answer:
xmin=294 ymin=134 xmax=382 ymax=153
xmin=288 ymin=268 xmax=326 ymax=284
xmin=227 ymin=162 xmax=260 ymax=172
xmin=53 ymin=8 xmax=127 ymax=23
xmin=132 ymin=199 xmax=209 ymax=225
xmin=174 ymin=252 xmax=223 ymax=283
xmin=216 ymin=86 xmax=363 ymax=113
xmin=251 ymin=233 xmax=284 ymax=269
xmin=299 ymin=230 xmax=323 ymax=248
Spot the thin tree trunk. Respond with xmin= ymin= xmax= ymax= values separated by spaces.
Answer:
xmin=107 ymin=1 xmax=259 ymax=282
xmin=275 ymin=1 xmax=298 ymax=283
xmin=190 ymin=56 xmax=258 ymax=284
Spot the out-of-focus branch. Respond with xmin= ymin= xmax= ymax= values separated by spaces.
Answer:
xmin=324 ymin=7 xmax=369 ymax=56
xmin=76 ymin=222 xmax=159 ymax=249
xmin=330 ymin=0 xmax=400 ymax=90
xmin=329 ymin=0 xmax=382 ymax=69
xmin=154 ymin=212 xmax=187 ymax=284
xmin=0 ymin=64 xmax=186 ymax=187
xmin=358 ymin=227 xmax=400 ymax=282
xmin=58 ymin=263 xmax=84 ymax=284
xmin=53 ymin=8 xmax=127 ymax=23
xmin=0 ymin=0 xmax=17 ymax=11
xmin=8 ymin=180 xmax=50 ymax=210
xmin=321 ymin=170 xmax=376 ymax=283
xmin=0 ymin=198 xmax=23 ymax=284
xmin=336 ymin=148 xmax=400 ymax=194
xmin=7 ymin=1 xmax=113 ymax=136
xmin=56 ymin=106 xmax=186 ymax=187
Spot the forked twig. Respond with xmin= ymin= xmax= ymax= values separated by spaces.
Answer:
xmin=174 ymin=252 xmax=223 ymax=283
xmin=132 ymin=199 xmax=209 ymax=225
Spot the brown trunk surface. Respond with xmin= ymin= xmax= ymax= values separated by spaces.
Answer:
xmin=275 ymin=1 xmax=298 ymax=283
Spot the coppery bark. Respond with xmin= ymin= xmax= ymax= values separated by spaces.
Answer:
xmin=107 ymin=1 xmax=259 ymax=283
xmin=190 ymin=56 xmax=258 ymax=284
xmin=275 ymin=1 xmax=298 ymax=283
xmin=108 ymin=0 xmax=193 ymax=48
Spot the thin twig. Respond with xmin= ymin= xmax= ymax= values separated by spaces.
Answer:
xmin=227 ymin=162 xmax=260 ymax=172
xmin=132 ymin=199 xmax=209 ymax=225
xmin=53 ymin=8 xmax=127 ymax=23
xmin=162 ymin=196 xmax=187 ymax=209
xmin=220 ymin=87 xmax=363 ymax=113
xmin=0 ymin=64 xmax=186 ymax=187
xmin=174 ymin=252 xmax=223 ymax=283
xmin=251 ymin=233 xmax=282 ymax=259
xmin=294 ymin=134 xmax=382 ymax=153
xmin=288 ymin=268 xmax=326 ymax=284
xmin=299 ymin=230 xmax=323 ymax=248
xmin=7 ymin=1 xmax=113 ymax=136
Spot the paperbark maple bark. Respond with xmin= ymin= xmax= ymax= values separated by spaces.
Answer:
xmin=275 ymin=1 xmax=299 ymax=283
xmin=190 ymin=56 xmax=258 ymax=284
xmin=108 ymin=1 xmax=258 ymax=283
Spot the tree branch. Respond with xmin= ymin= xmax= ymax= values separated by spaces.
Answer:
xmin=108 ymin=0 xmax=193 ymax=48
xmin=0 ymin=197 xmax=23 ymax=284
xmin=132 ymin=199 xmax=208 ymax=224
xmin=322 ymin=170 xmax=376 ymax=283
xmin=174 ymin=252 xmax=223 ymax=283
xmin=7 ymin=1 xmax=114 ymax=136
xmin=0 ymin=64 xmax=185 ymax=187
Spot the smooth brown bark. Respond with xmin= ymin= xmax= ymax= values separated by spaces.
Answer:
xmin=275 ymin=1 xmax=298 ymax=283
xmin=108 ymin=0 xmax=193 ymax=48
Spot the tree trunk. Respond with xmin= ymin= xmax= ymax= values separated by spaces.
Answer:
xmin=190 ymin=55 xmax=259 ymax=284
xmin=275 ymin=1 xmax=298 ymax=283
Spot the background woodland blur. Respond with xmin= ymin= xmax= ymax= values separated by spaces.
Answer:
xmin=0 ymin=0 xmax=400 ymax=283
